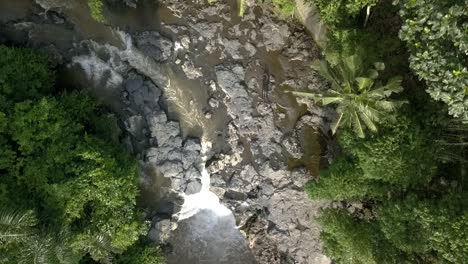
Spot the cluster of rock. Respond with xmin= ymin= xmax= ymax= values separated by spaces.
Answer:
xmin=157 ymin=1 xmax=333 ymax=263
xmin=0 ymin=0 xmax=335 ymax=263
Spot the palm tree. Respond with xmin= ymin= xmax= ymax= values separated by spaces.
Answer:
xmin=0 ymin=209 xmax=36 ymax=244
xmin=292 ymin=54 xmax=406 ymax=138
xmin=0 ymin=209 xmax=78 ymax=264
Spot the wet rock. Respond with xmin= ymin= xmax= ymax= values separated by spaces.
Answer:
xmin=210 ymin=186 xmax=226 ymax=200
xmin=146 ymin=113 xmax=181 ymax=146
xmin=158 ymin=161 xmax=184 ymax=179
xmin=208 ymin=98 xmax=219 ymax=108
xmin=35 ymin=0 xmax=73 ymax=11
xmin=125 ymin=74 xmax=144 ymax=93
xmin=182 ymin=60 xmax=203 ymax=79
xmin=180 ymin=35 xmax=191 ymax=49
xmin=184 ymin=166 xmax=201 ymax=181
xmin=244 ymin=42 xmax=257 ymax=56
xmin=215 ymin=64 xmax=248 ymax=99
xmin=107 ymin=0 xmax=139 ymax=8
xmin=236 ymin=202 xmax=250 ymax=213
xmin=125 ymin=115 xmax=145 ymax=139
xmin=148 ymin=218 xmax=172 ymax=243
xmin=221 ymin=38 xmax=243 ymax=60
xmin=190 ymin=22 xmax=222 ymax=40
xmin=260 ymin=20 xmax=290 ymax=51
xmin=224 ymin=189 xmax=248 ymax=201
xmin=185 ymin=179 xmax=202 ymax=195
xmin=135 ymin=31 xmax=173 ymax=62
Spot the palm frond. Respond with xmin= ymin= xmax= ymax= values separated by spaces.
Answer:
xmin=366 ymin=69 xmax=379 ymax=79
xmin=331 ymin=113 xmax=344 ymax=135
xmin=358 ymin=110 xmax=378 ymax=132
xmin=0 ymin=209 xmax=36 ymax=243
xmin=343 ymin=55 xmax=363 ymax=80
xmin=375 ymin=100 xmax=407 ymax=112
xmin=370 ymin=76 xmax=403 ymax=98
xmin=356 ymin=77 xmax=374 ymax=91
xmin=374 ymin=62 xmax=385 ymax=71
xmin=80 ymin=233 xmax=115 ymax=263
xmin=311 ymin=59 xmax=341 ymax=88
xmin=351 ymin=110 xmax=365 ymax=138
xmin=321 ymin=96 xmax=344 ymax=105
xmin=290 ymin=91 xmax=320 ymax=100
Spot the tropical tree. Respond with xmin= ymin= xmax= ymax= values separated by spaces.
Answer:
xmin=398 ymin=0 xmax=468 ymax=122
xmin=0 ymin=209 xmax=79 ymax=264
xmin=292 ymin=54 xmax=405 ymax=138
xmin=0 ymin=209 xmax=36 ymax=246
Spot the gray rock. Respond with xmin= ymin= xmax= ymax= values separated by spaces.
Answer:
xmin=224 ymin=189 xmax=248 ymax=201
xmin=244 ymin=42 xmax=256 ymax=56
xmin=125 ymin=74 xmax=144 ymax=93
xmin=158 ymin=161 xmax=184 ymax=179
xmin=125 ymin=115 xmax=145 ymax=139
xmin=210 ymin=186 xmax=226 ymax=199
xmin=190 ymin=22 xmax=222 ymax=40
xmin=180 ymin=35 xmax=191 ymax=49
xmin=221 ymin=38 xmax=243 ymax=60
xmin=144 ymin=80 xmax=162 ymax=99
xmin=35 ymin=0 xmax=73 ymax=11
xmin=135 ymin=31 xmax=173 ymax=62
xmin=148 ymin=218 xmax=172 ymax=243
xmin=184 ymin=166 xmax=201 ymax=180
xmin=185 ymin=179 xmax=202 ymax=195
xmin=236 ymin=202 xmax=250 ymax=213
xmin=260 ymin=22 xmax=290 ymax=51
xmin=182 ymin=60 xmax=203 ymax=79
xmin=146 ymin=113 xmax=181 ymax=146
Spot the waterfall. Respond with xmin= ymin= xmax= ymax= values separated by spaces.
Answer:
xmin=177 ymin=142 xmax=233 ymax=221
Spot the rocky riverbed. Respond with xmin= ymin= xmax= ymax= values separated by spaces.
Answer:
xmin=0 ymin=0 xmax=333 ymax=263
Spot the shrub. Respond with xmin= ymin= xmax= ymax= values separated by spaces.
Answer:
xmin=115 ymin=240 xmax=166 ymax=264
xmin=7 ymin=95 xmax=146 ymax=261
xmin=399 ymin=0 xmax=468 ymax=122
xmin=318 ymin=208 xmax=405 ymax=264
xmin=306 ymin=157 xmax=391 ymax=200
xmin=339 ymin=116 xmax=437 ymax=187
xmin=271 ymin=0 xmax=296 ymax=17
xmin=0 ymin=45 xmax=53 ymax=105
xmin=307 ymin=0 xmax=378 ymax=28
xmin=379 ymin=193 xmax=468 ymax=263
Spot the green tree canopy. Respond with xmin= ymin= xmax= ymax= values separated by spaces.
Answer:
xmin=0 ymin=45 xmax=163 ymax=263
xmin=399 ymin=0 xmax=468 ymax=122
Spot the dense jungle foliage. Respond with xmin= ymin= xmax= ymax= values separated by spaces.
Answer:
xmin=299 ymin=0 xmax=468 ymax=263
xmin=0 ymin=46 xmax=164 ymax=264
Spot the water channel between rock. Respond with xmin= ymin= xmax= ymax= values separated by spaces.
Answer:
xmin=0 ymin=0 xmax=332 ymax=263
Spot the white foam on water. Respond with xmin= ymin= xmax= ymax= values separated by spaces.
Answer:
xmin=177 ymin=141 xmax=233 ymax=220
